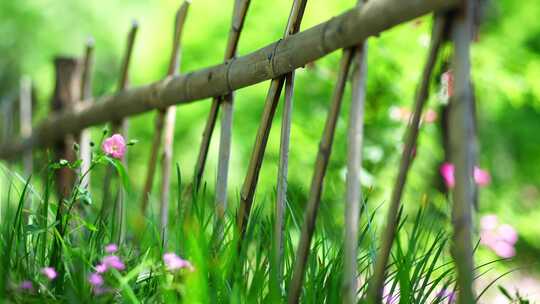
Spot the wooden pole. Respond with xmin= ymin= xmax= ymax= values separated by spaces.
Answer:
xmin=108 ymin=21 xmax=139 ymax=245
xmin=448 ymin=2 xmax=476 ymax=303
xmin=0 ymin=0 xmax=459 ymax=160
xmin=139 ymin=2 xmax=189 ymax=216
xmin=51 ymin=57 xmax=81 ymax=198
xmin=159 ymin=1 xmax=190 ymax=248
xmin=273 ymin=71 xmax=294 ymax=290
xmin=79 ymin=38 xmax=95 ymax=190
xmin=193 ymin=0 xmax=251 ymax=191
xmin=342 ymin=1 xmax=368 ymax=302
xmin=287 ymin=47 xmax=353 ymax=304
xmin=366 ymin=16 xmax=446 ymax=303
xmin=237 ymin=0 xmax=308 ymax=248
xmin=19 ymin=76 xmax=33 ymax=178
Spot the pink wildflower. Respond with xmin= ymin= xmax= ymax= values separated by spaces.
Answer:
xmin=389 ymin=106 xmax=411 ymax=123
xmin=422 ymin=109 xmax=438 ymax=123
xmin=439 ymin=162 xmax=491 ymax=188
xmin=19 ymin=280 xmax=33 ymax=292
xmin=102 ymin=255 xmax=125 ymax=271
xmin=41 ymin=267 xmax=57 ymax=280
xmin=95 ymin=263 xmax=107 ymax=274
xmin=101 ymin=134 xmax=126 ymax=159
xmin=163 ymin=252 xmax=194 ymax=272
xmin=441 ymin=70 xmax=454 ymax=98
xmin=479 ymin=215 xmax=518 ymax=258
xmin=88 ymin=273 xmax=104 ymax=287
xmin=104 ymin=243 xmax=118 ymax=254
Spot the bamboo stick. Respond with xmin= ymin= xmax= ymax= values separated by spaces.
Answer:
xmin=342 ymin=1 xmax=368 ymax=301
xmin=366 ymin=16 xmax=446 ymax=303
xmin=107 ymin=21 xmax=139 ymax=245
xmin=0 ymin=0 xmax=459 ymax=160
xmin=273 ymin=71 xmax=294 ymax=290
xmin=237 ymin=0 xmax=308 ymax=247
xmin=79 ymin=38 xmax=95 ymax=190
xmin=140 ymin=2 xmax=189 ymax=215
xmin=448 ymin=2 xmax=476 ymax=303
xmin=159 ymin=1 xmax=191 ymax=248
xmin=193 ymin=0 xmax=251 ymax=191
xmin=19 ymin=76 xmax=33 ymax=178
xmin=287 ymin=47 xmax=353 ymax=304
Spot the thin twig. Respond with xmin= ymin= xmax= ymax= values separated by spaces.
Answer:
xmin=287 ymin=47 xmax=353 ymax=304
xmin=366 ymin=15 xmax=446 ymax=303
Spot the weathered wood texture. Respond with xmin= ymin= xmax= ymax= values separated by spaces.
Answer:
xmin=51 ymin=57 xmax=81 ymax=198
xmin=0 ymin=0 xmax=458 ymax=159
xmin=79 ymin=38 xmax=95 ymax=190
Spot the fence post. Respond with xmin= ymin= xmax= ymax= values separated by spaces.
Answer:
xmin=448 ymin=1 xmax=477 ymax=302
xmin=79 ymin=38 xmax=95 ymax=190
xmin=51 ymin=57 xmax=82 ymax=198
xmin=19 ymin=76 xmax=33 ymax=178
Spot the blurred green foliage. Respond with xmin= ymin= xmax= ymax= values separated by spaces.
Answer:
xmin=1 ymin=0 xmax=539 ymax=276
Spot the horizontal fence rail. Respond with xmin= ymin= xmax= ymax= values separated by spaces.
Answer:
xmin=0 ymin=0 xmax=458 ymax=159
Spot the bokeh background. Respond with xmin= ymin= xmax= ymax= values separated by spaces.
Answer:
xmin=1 ymin=0 xmax=539 ymax=300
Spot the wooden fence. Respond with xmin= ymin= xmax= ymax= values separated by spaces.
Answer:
xmin=0 ymin=0 xmax=480 ymax=303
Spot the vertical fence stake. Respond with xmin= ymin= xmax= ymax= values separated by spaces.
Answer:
xmin=342 ymin=0 xmax=368 ymax=299
xmin=79 ymin=38 xmax=95 ymax=190
xmin=448 ymin=2 xmax=476 ymax=303
xmin=366 ymin=16 xmax=447 ymax=303
xmin=237 ymin=0 xmax=308 ymax=249
xmin=273 ymin=71 xmax=294 ymax=292
xmin=19 ymin=76 xmax=33 ymax=179
xmin=160 ymin=1 xmax=190 ymax=248
xmin=140 ymin=2 xmax=190 ymax=217
xmin=192 ymin=0 xmax=251 ymax=192
xmin=287 ymin=48 xmax=353 ymax=304
xmin=51 ymin=57 xmax=82 ymax=199
xmin=103 ymin=21 xmax=138 ymax=245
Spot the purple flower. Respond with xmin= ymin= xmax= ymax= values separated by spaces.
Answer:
xmin=102 ymin=255 xmax=125 ymax=271
xmin=479 ymin=215 xmax=518 ymax=258
xmin=19 ymin=280 xmax=33 ymax=292
xmin=88 ymin=273 xmax=104 ymax=287
xmin=497 ymin=224 xmax=518 ymax=245
xmin=163 ymin=252 xmax=194 ymax=272
xmin=41 ymin=267 xmax=57 ymax=280
xmin=102 ymin=134 xmax=126 ymax=159
xmin=95 ymin=263 xmax=107 ymax=273
xmin=104 ymin=243 xmax=118 ymax=254
xmin=439 ymin=162 xmax=491 ymax=189
xmin=436 ymin=288 xmax=456 ymax=303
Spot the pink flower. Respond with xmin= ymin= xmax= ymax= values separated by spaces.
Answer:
xmin=497 ymin=224 xmax=518 ymax=245
xmin=389 ymin=106 xmax=412 ymax=123
xmin=101 ymin=134 xmax=126 ymax=159
xmin=95 ymin=263 xmax=107 ymax=274
xmin=480 ymin=214 xmax=499 ymax=231
xmin=102 ymin=255 xmax=125 ymax=271
xmin=41 ymin=267 xmax=57 ymax=280
xmin=479 ymin=215 xmax=518 ymax=258
xmin=473 ymin=167 xmax=491 ymax=186
xmin=19 ymin=280 xmax=33 ymax=292
xmin=440 ymin=162 xmax=455 ymax=188
xmin=422 ymin=109 xmax=438 ymax=123
xmin=439 ymin=162 xmax=491 ymax=188
xmin=88 ymin=273 xmax=104 ymax=287
xmin=492 ymin=241 xmax=516 ymax=258
xmin=104 ymin=243 xmax=118 ymax=254
xmin=163 ymin=252 xmax=194 ymax=272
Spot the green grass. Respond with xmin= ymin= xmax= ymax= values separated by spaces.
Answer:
xmin=0 ymin=139 xmax=519 ymax=303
